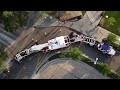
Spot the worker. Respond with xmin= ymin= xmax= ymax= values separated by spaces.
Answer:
xmin=35 ymin=40 xmax=38 ymax=45
xmin=32 ymin=38 xmax=34 ymax=41
xmin=45 ymin=32 xmax=47 ymax=35
xmin=60 ymin=29 xmax=62 ymax=32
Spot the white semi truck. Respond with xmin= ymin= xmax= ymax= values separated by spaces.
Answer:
xmin=14 ymin=32 xmax=116 ymax=63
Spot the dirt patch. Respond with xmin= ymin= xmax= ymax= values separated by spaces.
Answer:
xmin=106 ymin=56 xmax=120 ymax=72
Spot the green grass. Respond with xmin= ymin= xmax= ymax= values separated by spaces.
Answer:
xmin=101 ymin=11 xmax=120 ymax=36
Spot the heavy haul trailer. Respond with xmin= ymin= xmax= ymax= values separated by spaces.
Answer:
xmin=14 ymin=32 xmax=116 ymax=63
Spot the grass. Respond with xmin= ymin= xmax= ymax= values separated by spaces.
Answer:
xmin=100 ymin=11 xmax=120 ymax=36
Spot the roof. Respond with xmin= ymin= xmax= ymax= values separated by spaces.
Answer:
xmin=32 ymin=58 xmax=109 ymax=79
xmin=59 ymin=11 xmax=82 ymax=21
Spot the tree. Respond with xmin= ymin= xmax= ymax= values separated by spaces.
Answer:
xmin=107 ymin=17 xmax=116 ymax=26
xmin=1 ymin=11 xmax=28 ymax=32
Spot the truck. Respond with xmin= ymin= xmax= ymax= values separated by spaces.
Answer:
xmin=14 ymin=32 xmax=116 ymax=63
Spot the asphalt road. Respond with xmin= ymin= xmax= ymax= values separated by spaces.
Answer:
xmin=7 ymin=53 xmax=38 ymax=79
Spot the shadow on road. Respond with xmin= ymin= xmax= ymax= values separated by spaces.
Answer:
xmin=7 ymin=53 xmax=38 ymax=79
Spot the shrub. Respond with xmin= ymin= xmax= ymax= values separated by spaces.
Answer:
xmin=69 ymin=48 xmax=81 ymax=60
xmin=107 ymin=33 xmax=116 ymax=44
xmin=106 ymin=33 xmax=120 ymax=51
xmin=96 ymin=62 xmax=112 ymax=76
xmin=108 ymin=72 xmax=120 ymax=79
xmin=111 ymin=42 xmax=120 ymax=50
xmin=107 ymin=17 xmax=116 ymax=26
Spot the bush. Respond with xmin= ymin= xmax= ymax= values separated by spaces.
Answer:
xmin=111 ymin=42 xmax=120 ymax=50
xmin=107 ymin=17 xmax=116 ymax=26
xmin=68 ymin=48 xmax=81 ymax=60
xmin=107 ymin=33 xmax=116 ymax=44
xmin=108 ymin=72 xmax=120 ymax=79
xmin=106 ymin=33 xmax=120 ymax=50
xmin=106 ymin=33 xmax=120 ymax=51
xmin=96 ymin=62 xmax=112 ymax=76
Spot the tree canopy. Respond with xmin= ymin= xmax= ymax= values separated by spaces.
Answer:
xmin=0 ymin=11 xmax=29 ymax=32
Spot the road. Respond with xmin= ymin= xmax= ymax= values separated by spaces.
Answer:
xmin=0 ymin=27 xmax=17 ymax=47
